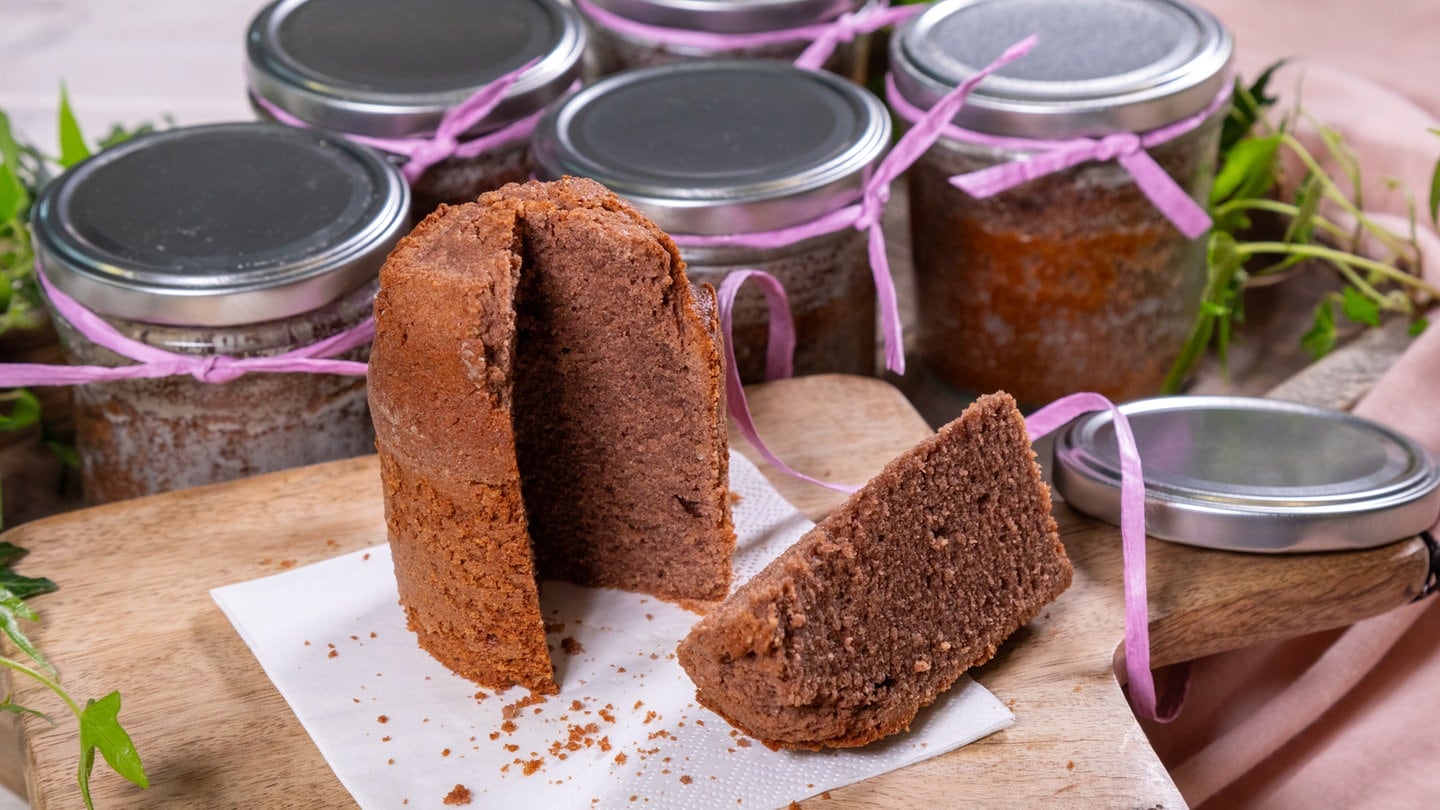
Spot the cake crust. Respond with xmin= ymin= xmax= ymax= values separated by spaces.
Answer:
xmin=677 ymin=392 xmax=1071 ymax=748
xmin=370 ymin=177 xmax=735 ymax=695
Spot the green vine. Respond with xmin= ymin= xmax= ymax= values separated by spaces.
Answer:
xmin=1162 ymin=64 xmax=1440 ymax=392
xmin=0 ymin=90 xmax=151 ymax=807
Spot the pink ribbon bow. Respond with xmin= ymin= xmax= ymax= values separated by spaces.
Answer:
xmin=886 ymin=75 xmax=1233 ymax=239
xmin=678 ymin=34 xmax=1040 ymax=377
xmin=252 ymin=58 xmax=548 ymax=183
xmin=0 ymin=269 xmax=372 ymax=388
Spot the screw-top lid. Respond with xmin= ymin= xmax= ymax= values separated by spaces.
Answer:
xmin=530 ymin=60 xmax=890 ymax=235
xmin=246 ymin=0 xmax=586 ymax=138
xmin=1053 ymin=396 xmax=1440 ymax=553
xmin=32 ymin=123 xmax=409 ymax=327
xmin=889 ymin=0 xmax=1233 ymax=139
xmin=585 ymin=0 xmax=855 ymax=34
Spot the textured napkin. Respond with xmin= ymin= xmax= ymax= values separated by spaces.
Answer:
xmin=212 ymin=452 xmax=1013 ymax=809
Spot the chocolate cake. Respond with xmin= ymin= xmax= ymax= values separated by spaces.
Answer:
xmin=369 ymin=177 xmax=735 ymax=695
xmin=677 ymin=392 xmax=1070 ymax=749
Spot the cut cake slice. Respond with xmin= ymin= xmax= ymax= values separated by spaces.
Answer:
xmin=677 ymin=391 xmax=1070 ymax=748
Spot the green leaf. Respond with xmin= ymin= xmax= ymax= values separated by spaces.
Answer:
xmin=57 ymin=85 xmax=91 ymax=169
xmin=0 ymin=388 xmax=41 ymax=432
xmin=1410 ymin=317 xmax=1430 ymax=337
xmin=79 ymin=692 xmax=148 ymax=793
xmin=0 ymin=586 xmax=52 ymax=675
xmin=1302 ymin=300 xmax=1338 ymax=359
xmin=1220 ymin=60 xmax=1286 ymax=154
xmin=0 ymin=571 xmax=58 ymax=600
xmin=0 ymin=696 xmax=47 ymax=721
xmin=0 ymin=112 xmax=29 ymax=224
xmin=1211 ymin=134 xmax=1281 ymax=208
xmin=0 ymin=542 xmax=29 ymax=569
xmin=1341 ymin=286 xmax=1382 ymax=327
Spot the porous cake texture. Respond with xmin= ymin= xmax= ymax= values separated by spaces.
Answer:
xmin=677 ymin=392 xmax=1070 ymax=749
xmin=369 ymin=177 xmax=735 ymax=695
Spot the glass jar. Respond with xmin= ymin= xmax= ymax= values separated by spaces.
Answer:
xmin=577 ymin=0 xmax=875 ymax=83
xmin=246 ymin=0 xmax=586 ymax=219
xmin=30 ymin=123 xmax=409 ymax=504
xmin=889 ymin=0 xmax=1233 ymax=406
xmin=530 ymin=60 xmax=891 ymax=382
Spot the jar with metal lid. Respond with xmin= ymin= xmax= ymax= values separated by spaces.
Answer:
xmin=574 ymin=0 xmax=879 ymax=82
xmin=888 ymin=0 xmax=1233 ymax=406
xmin=29 ymin=123 xmax=409 ymax=504
xmin=246 ymin=0 xmax=586 ymax=219
xmin=530 ymin=60 xmax=891 ymax=382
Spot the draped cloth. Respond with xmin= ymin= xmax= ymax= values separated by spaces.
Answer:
xmin=1140 ymin=50 xmax=1440 ymax=808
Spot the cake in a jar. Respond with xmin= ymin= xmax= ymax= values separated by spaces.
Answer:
xmin=368 ymin=177 xmax=735 ymax=695
xmin=677 ymin=392 xmax=1070 ymax=748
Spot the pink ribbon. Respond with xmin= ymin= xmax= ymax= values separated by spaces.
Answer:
xmin=715 ymin=272 xmax=1176 ymax=720
xmin=1026 ymin=392 xmax=1183 ymax=723
xmin=0 ymin=269 xmax=372 ymax=387
xmin=677 ymin=34 xmax=1039 ymax=377
xmin=576 ymin=0 xmax=924 ymax=69
xmin=717 ymin=269 xmax=859 ymax=494
xmin=251 ymin=59 xmax=552 ymax=183
xmin=886 ymin=75 xmax=1233 ymax=240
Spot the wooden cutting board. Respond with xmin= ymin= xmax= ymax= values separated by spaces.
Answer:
xmin=0 ymin=373 xmax=1428 ymax=808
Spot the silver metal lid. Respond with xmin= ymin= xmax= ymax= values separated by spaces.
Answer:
xmin=530 ymin=60 xmax=891 ymax=234
xmin=889 ymin=0 xmax=1233 ymax=139
xmin=586 ymin=0 xmax=855 ymax=35
xmin=246 ymin=0 xmax=586 ymax=138
xmin=1053 ymin=396 xmax=1440 ymax=553
xmin=32 ymin=122 xmax=409 ymax=328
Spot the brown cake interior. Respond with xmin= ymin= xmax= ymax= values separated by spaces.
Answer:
xmin=507 ymin=182 xmax=733 ymax=602
xmin=370 ymin=177 xmax=734 ymax=696
xmin=677 ymin=392 xmax=1071 ymax=749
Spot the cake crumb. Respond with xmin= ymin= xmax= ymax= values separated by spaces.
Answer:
xmin=442 ymin=784 xmax=472 ymax=805
xmin=501 ymin=721 xmax=518 ymax=734
xmin=378 ymin=715 xmax=389 ymax=724
xmin=615 ymin=752 xmax=628 ymax=765
xmin=504 ymin=693 xmax=546 ymax=719
xmin=735 ymin=738 xmax=752 ymax=748
xmin=328 ymin=650 xmax=338 ymax=659
xmin=522 ymin=758 xmax=544 ymax=775
xmin=562 ymin=636 xmax=585 ymax=655
xmin=442 ymin=748 xmax=452 ymax=757
xmin=1066 ymin=760 xmax=1076 ymax=770
xmin=680 ymin=775 xmax=693 ymax=785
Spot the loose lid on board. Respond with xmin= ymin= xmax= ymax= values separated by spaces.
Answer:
xmin=1053 ymin=396 xmax=1440 ymax=553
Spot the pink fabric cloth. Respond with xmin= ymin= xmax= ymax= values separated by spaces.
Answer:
xmin=1140 ymin=34 xmax=1440 ymax=806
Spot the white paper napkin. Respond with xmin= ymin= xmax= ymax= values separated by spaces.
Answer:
xmin=212 ymin=452 xmax=1014 ymax=809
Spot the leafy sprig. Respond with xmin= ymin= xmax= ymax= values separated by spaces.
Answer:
xmin=0 ymin=91 xmax=150 ymax=806
xmin=0 ymin=542 xmax=147 ymax=808
xmin=1163 ymin=66 xmax=1439 ymax=391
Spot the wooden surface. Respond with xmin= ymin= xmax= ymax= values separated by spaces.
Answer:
xmin=0 ymin=373 xmax=1429 ymax=808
